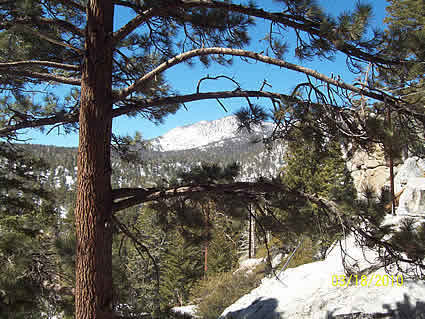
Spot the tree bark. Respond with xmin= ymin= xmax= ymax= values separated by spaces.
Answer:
xmin=75 ymin=1 xmax=114 ymax=319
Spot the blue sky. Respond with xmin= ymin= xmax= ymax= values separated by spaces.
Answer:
xmin=23 ymin=0 xmax=389 ymax=147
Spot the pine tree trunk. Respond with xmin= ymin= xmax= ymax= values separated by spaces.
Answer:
xmin=74 ymin=1 xmax=114 ymax=319
xmin=248 ymin=205 xmax=252 ymax=259
xmin=204 ymin=203 xmax=209 ymax=279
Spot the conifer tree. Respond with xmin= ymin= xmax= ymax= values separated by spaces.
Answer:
xmin=378 ymin=0 xmax=425 ymax=156
xmin=0 ymin=143 xmax=60 ymax=318
xmin=0 ymin=1 xmax=420 ymax=318
xmin=274 ymin=136 xmax=357 ymax=255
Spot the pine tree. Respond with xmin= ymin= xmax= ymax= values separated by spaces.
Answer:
xmin=270 ymin=136 xmax=357 ymax=256
xmin=0 ymin=1 xmax=415 ymax=318
xmin=379 ymin=0 xmax=425 ymax=156
xmin=0 ymin=143 xmax=61 ymax=318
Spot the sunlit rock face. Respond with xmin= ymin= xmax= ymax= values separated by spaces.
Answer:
xmin=397 ymin=177 xmax=425 ymax=216
xmin=394 ymin=157 xmax=425 ymax=216
xmin=394 ymin=157 xmax=425 ymax=193
xmin=347 ymin=148 xmax=389 ymax=198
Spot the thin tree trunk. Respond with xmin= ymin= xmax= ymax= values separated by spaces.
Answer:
xmin=387 ymin=105 xmax=396 ymax=215
xmin=204 ymin=203 xmax=209 ymax=279
xmin=75 ymin=1 xmax=115 ymax=319
xmin=248 ymin=205 xmax=252 ymax=259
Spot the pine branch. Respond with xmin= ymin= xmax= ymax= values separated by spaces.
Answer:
xmin=115 ymin=47 xmax=396 ymax=103
xmin=0 ymin=90 xmax=304 ymax=136
xmin=1 ymin=16 xmax=84 ymax=38
xmin=38 ymin=17 xmax=85 ymax=37
xmin=21 ymin=26 xmax=83 ymax=54
xmin=0 ymin=89 xmax=293 ymax=136
xmin=113 ymin=90 xmax=308 ymax=117
xmin=112 ymin=182 xmax=284 ymax=213
xmin=178 ymin=0 xmax=401 ymax=66
xmin=1 ymin=88 xmax=418 ymax=137
xmin=10 ymin=70 xmax=80 ymax=85
xmin=0 ymin=60 xmax=80 ymax=71
xmin=55 ymin=0 xmax=85 ymax=12
xmin=111 ymin=8 xmax=157 ymax=46
xmin=0 ymin=112 xmax=78 ymax=137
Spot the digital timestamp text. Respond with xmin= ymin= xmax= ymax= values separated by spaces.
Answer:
xmin=332 ymin=274 xmax=404 ymax=288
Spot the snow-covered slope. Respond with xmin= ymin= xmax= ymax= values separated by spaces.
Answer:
xmin=219 ymin=157 xmax=425 ymax=319
xmin=150 ymin=115 xmax=273 ymax=152
xmin=220 ymin=222 xmax=425 ymax=318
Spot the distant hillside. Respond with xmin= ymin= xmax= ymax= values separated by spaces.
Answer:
xmin=19 ymin=116 xmax=285 ymax=205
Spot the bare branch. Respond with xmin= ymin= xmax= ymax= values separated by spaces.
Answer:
xmin=196 ymin=75 xmax=240 ymax=93
xmin=115 ymin=47 xmax=396 ymax=103
xmin=0 ymin=60 xmax=80 ymax=71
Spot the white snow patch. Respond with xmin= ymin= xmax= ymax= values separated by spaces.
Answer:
xmin=172 ymin=305 xmax=199 ymax=318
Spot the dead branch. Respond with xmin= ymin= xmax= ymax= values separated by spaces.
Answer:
xmin=196 ymin=75 xmax=240 ymax=93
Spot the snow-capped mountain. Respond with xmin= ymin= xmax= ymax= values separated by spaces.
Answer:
xmin=150 ymin=115 xmax=274 ymax=152
xmin=24 ymin=115 xmax=285 ymax=191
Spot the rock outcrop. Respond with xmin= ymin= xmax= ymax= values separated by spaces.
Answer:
xmin=347 ymin=148 xmax=389 ymax=197
xmin=394 ymin=157 xmax=425 ymax=217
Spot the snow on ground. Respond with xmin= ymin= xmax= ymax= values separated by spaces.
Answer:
xmin=172 ymin=305 xmax=199 ymax=318
xmin=220 ymin=231 xmax=425 ymax=319
xmin=65 ymin=175 xmax=74 ymax=186
xmin=237 ymin=258 xmax=264 ymax=271
xmin=219 ymin=158 xmax=425 ymax=319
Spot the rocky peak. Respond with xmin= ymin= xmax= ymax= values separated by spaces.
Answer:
xmin=149 ymin=115 xmax=273 ymax=152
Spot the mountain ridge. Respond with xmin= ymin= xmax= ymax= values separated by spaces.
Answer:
xmin=149 ymin=115 xmax=274 ymax=152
